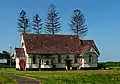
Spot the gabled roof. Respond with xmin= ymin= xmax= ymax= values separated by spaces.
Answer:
xmin=22 ymin=34 xmax=100 ymax=55
xmin=22 ymin=34 xmax=83 ymax=54
xmin=81 ymin=40 xmax=100 ymax=55
xmin=15 ymin=48 xmax=25 ymax=57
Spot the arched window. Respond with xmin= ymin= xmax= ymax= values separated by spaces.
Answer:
xmin=74 ymin=55 xmax=78 ymax=63
xmin=58 ymin=55 xmax=61 ymax=63
xmin=46 ymin=60 xmax=49 ymax=65
xmin=66 ymin=55 xmax=70 ymax=60
xmin=21 ymin=42 xmax=24 ymax=48
xmin=51 ymin=58 xmax=56 ymax=65
xmin=89 ymin=55 xmax=92 ymax=63
xmin=33 ymin=56 xmax=36 ymax=64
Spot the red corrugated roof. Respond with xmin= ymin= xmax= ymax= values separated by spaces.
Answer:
xmin=22 ymin=34 xmax=83 ymax=54
xmin=20 ymin=34 xmax=99 ymax=55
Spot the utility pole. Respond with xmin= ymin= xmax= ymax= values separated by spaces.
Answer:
xmin=9 ymin=46 xmax=12 ymax=68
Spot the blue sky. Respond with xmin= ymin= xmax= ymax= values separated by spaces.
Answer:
xmin=0 ymin=0 xmax=120 ymax=62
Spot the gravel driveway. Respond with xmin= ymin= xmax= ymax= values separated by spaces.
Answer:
xmin=7 ymin=74 xmax=40 ymax=84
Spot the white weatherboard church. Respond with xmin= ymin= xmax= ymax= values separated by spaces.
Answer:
xmin=14 ymin=33 xmax=100 ymax=70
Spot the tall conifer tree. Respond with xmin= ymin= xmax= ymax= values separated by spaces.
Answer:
xmin=18 ymin=10 xmax=30 ymax=33
xmin=45 ymin=4 xmax=61 ymax=35
xmin=69 ymin=9 xmax=87 ymax=39
xmin=32 ymin=14 xmax=43 ymax=34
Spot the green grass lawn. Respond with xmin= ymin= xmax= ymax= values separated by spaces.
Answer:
xmin=3 ymin=68 xmax=120 ymax=84
xmin=0 ymin=71 xmax=15 ymax=84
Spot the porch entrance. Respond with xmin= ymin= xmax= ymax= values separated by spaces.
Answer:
xmin=65 ymin=59 xmax=72 ymax=70
xmin=19 ymin=59 xmax=25 ymax=70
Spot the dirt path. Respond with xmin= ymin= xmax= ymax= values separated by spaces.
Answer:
xmin=7 ymin=74 xmax=40 ymax=84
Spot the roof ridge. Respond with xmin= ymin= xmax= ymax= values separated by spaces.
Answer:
xmin=22 ymin=33 xmax=79 ymax=37
xmin=82 ymin=39 xmax=94 ymax=41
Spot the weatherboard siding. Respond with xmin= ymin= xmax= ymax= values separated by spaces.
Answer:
xmin=55 ymin=54 xmax=79 ymax=68
xmin=81 ymin=52 xmax=98 ymax=68
xmin=25 ymin=54 xmax=80 ymax=69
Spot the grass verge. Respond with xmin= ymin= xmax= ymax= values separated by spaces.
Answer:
xmin=3 ymin=68 xmax=120 ymax=84
xmin=0 ymin=71 xmax=16 ymax=84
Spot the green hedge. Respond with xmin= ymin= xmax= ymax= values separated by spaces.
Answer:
xmin=99 ymin=62 xmax=120 ymax=68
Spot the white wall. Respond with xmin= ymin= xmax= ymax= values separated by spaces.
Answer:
xmin=16 ymin=57 xmax=20 ymax=69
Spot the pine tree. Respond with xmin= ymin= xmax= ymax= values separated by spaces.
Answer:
xmin=32 ymin=14 xmax=43 ymax=34
xmin=69 ymin=9 xmax=88 ymax=39
xmin=45 ymin=4 xmax=61 ymax=35
xmin=18 ymin=10 xmax=30 ymax=34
